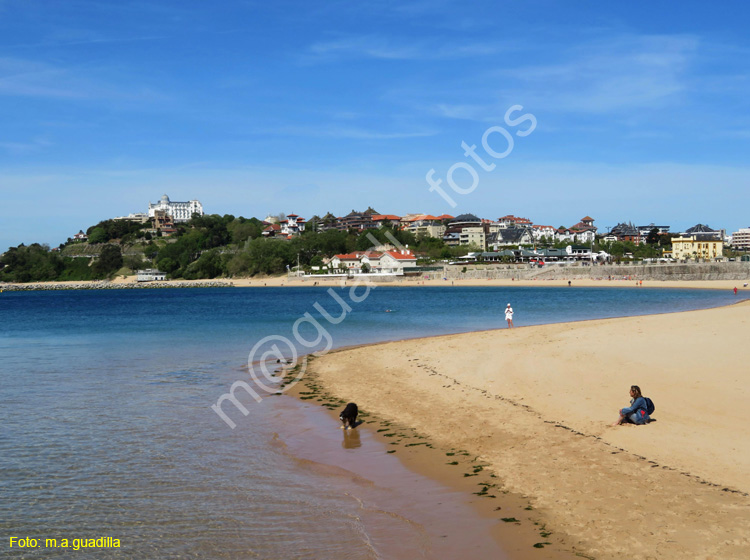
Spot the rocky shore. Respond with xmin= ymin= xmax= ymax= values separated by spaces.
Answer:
xmin=431 ymin=261 xmax=750 ymax=281
xmin=0 ymin=280 xmax=233 ymax=291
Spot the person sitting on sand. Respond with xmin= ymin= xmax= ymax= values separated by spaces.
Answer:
xmin=613 ymin=385 xmax=650 ymax=426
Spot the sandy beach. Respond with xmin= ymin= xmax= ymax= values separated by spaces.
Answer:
xmin=8 ymin=274 xmax=745 ymax=292
xmin=299 ymin=300 xmax=750 ymax=559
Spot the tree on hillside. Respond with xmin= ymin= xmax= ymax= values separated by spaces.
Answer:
xmin=0 ymin=243 xmax=64 ymax=282
xmin=646 ymin=228 xmax=660 ymax=245
xmin=92 ymin=245 xmax=123 ymax=277
xmin=87 ymin=227 xmax=108 ymax=244
xmin=124 ymin=254 xmax=146 ymax=273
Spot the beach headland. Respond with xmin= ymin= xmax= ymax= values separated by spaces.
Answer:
xmin=293 ymin=301 xmax=750 ymax=559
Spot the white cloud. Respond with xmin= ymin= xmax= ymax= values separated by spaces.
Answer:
xmin=495 ymin=34 xmax=698 ymax=113
xmin=0 ymin=56 xmax=167 ymax=102
xmin=305 ymin=35 xmax=510 ymax=62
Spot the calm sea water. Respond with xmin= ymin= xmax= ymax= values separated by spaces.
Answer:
xmin=0 ymin=287 xmax=735 ymax=558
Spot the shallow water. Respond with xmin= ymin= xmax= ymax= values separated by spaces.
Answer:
xmin=0 ymin=287 xmax=735 ymax=557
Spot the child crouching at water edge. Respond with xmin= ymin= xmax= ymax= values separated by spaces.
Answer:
xmin=613 ymin=385 xmax=651 ymax=426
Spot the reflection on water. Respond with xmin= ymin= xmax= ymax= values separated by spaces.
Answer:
xmin=1 ymin=287 xmax=734 ymax=559
xmin=342 ymin=428 xmax=362 ymax=449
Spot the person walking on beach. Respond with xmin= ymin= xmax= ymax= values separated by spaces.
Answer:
xmin=613 ymin=385 xmax=650 ymax=426
xmin=734 ymin=286 xmax=738 ymax=295
xmin=504 ymin=303 xmax=514 ymax=328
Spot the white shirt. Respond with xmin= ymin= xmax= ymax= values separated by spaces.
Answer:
xmin=505 ymin=307 xmax=513 ymax=320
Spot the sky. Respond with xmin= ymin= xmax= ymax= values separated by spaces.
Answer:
xmin=1 ymin=0 xmax=749 ymax=251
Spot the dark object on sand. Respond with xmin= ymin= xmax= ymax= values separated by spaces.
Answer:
xmin=339 ymin=402 xmax=358 ymax=429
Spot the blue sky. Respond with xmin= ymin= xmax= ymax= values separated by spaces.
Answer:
xmin=2 ymin=0 xmax=749 ymax=250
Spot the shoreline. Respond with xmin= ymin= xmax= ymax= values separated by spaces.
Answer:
xmin=290 ymin=301 xmax=750 ymax=559
xmin=3 ymin=275 xmax=749 ymax=291
xmin=279 ymin=358 xmax=583 ymax=559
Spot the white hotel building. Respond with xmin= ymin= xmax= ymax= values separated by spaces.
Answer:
xmin=148 ymin=194 xmax=204 ymax=222
xmin=731 ymin=227 xmax=750 ymax=250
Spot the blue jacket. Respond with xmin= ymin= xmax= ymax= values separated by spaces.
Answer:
xmin=621 ymin=396 xmax=650 ymax=425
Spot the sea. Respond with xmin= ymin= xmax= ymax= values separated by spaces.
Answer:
xmin=0 ymin=286 xmax=736 ymax=559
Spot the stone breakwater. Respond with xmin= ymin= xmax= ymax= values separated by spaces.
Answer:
xmin=1 ymin=281 xmax=234 ymax=291
xmin=419 ymin=262 xmax=750 ymax=282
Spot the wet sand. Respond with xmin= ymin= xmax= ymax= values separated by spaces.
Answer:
xmin=278 ymin=377 xmax=583 ymax=559
xmin=294 ymin=301 xmax=750 ymax=559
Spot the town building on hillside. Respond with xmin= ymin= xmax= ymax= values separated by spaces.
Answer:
xmin=459 ymin=227 xmax=487 ymax=249
xmin=72 ymin=230 xmax=88 ymax=242
xmin=113 ymin=212 xmax=149 ymax=223
xmin=443 ymin=229 xmax=461 ymax=246
xmin=682 ymin=224 xmax=724 ymax=241
xmin=556 ymin=228 xmax=576 ymax=243
xmin=148 ymin=194 xmax=203 ymax=222
xmin=731 ymin=227 xmax=750 ymax=250
xmin=442 ymin=214 xmax=483 ymax=247
xmin=151 ymin=210 xmax=177 ymax=236
xmin=568 ymin=216 xmax=597 ymax=243
xmin=672 ymin=235 xmax=723 ymax=261
xmin=403 ymin=214 xmax=446 ymax=238
xmin=280 ymin=214 xmax=305 ymax=237
xmin=609 ymin=222 xmax=642 ymax=244
xmin=330 ymin=248 xmax=417 ymax=274
xmin=637 ymin=223 xmax=670 ymax=235
xmin=448 ymin=213 xmax=482 ymax=228
xmin=370 ymin=214 xmax=401 ymax=227
xmin=497 ymin=215 xmax=533 ymax=227
xmin=487 ymin=228 xmax=533 ymax=249
xmin=337 ymin=211 xmax=376 ymax=231
xmin=571 ymin=228 xmax=596 ymax=244
xmin=378 ymin=249 xmax=417 ymax=273
xmin=531 ymin=225 xmax=556 ymax=241
xmin=261 ymin=224 xmax=281 ymax=237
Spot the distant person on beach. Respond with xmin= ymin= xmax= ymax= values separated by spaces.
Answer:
xmin=613 ymin=385 xmax=651 ymax=426
xmin=568 ymin=280 xmax=571 ymax=287
xmin=505 ymin=303 xmax=514 ymax=328
xmin=734 ymin=287 xmax=738 ymax=295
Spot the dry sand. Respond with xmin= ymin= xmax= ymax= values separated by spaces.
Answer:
xmin=303 ymin=300 xmax=750 ymax=559
xmin=241 ymin=275 xmax=747 ymax=291
xmin=10 ymin=274 xmax=749 ymax=292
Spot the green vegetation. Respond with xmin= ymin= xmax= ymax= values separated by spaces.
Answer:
xmin=1 ymin=211 xmax=462 ymax=282
xmin=4 ymin=210 xmax=740 ymax=284
xmin=86 ymin=219 xmax=150 ymax=244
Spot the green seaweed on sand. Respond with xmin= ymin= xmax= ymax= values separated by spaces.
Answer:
xmin=474 ymin=484 xmax=490 ymax=496
xmin=501 ymin=518 xmax=519 ymax=523
xmin=387 ymin=450 xmax=396 ymax=454
xmin=445 ymin=452 xmax=455 ymax=456
xmin=533 ymin=542 xmax=551 ymax=548
xmin=447 ymin=461 xmax=459 ymax=465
